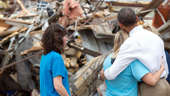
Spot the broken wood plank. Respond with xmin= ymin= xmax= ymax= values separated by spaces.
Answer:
xmin=138 ymin=0 xmax=164 ymax=17
xmin=158 ymin=21 xmax=170 ymax=33
xmin=0 ymin=17 xmax=33 ymax=25
xmin=30 ymin=30 xmax=43 ymax=36
xmin=13 ymin=14 xmax=38 ymax=19
xmin=70 ymin=54 xmax=107 ymax=96
xmin=142 ymin=0 xmax=164 ymax=11
xmin=106 ymin=1 xmax=149 ymax=7
xmin=0 ymin=27 xmax=27 ymax=45
xmin=0 ymin=52 xmax=42 ymax=73
xmin=0 ymin=26 xmax=23 ymax=37
xmin=68 ymin=42 xmax=102 ymax=57
xmin=20 ymin=46 xmax=42 ymax=56
xmin=0 ymin=20 xmax=11 ymax=33
xmin=0 ymin=30 xmax=17 ymax=37
xmin=16 ymin=0 xmax=30 ymax=14
xmin=0 ymin=32 xmax=18 ymax=44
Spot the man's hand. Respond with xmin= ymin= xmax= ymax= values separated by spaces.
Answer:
xmin=100 ymin=69 xmax=105 ymax=80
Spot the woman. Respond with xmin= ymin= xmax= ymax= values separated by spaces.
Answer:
xmin=98 ymin=31 xmax=165 ymax=96
xmin=40 ymin=23 xmax=71 ymax=96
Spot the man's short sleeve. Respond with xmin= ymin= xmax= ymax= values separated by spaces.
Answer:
xmin=131 ymin=60 xmax=150 ymax=81
xmin=104 ymin=38 xmax=141 ymax=80
xmin=51 ymin=52 xmax=65 ymax=78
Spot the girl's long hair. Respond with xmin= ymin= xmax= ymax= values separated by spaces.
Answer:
xmin=41 ymin=23 xmax=66 ymax=55
xmin=112 ymin=24 xmax=160 ymax=59
xmin=112 ymin=31 xmax=129 ymax=58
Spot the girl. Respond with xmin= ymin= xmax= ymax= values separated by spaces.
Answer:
xmin=40 ymin=23 xmax=70 ymax=96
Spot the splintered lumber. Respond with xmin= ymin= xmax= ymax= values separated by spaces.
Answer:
xmin=68 ymin=42 xmax=101 ymax=57
xmin=158 ymin=21 xmax=170 ymax=33
xmin=142 ymin=0 xmax=164 ymax=10
xmin=0 ymin=26 xmax=23 ymax=37
xmin=70 ymin=54 xmax=107 ymax=96
xmin=13 ymin=14 xmax=38 ymax=19
xmin=0 ymin=18 xmax=33 ymax=25
xmin=106 ymin=1 xmax=149 ymax=7
xmin=138 ymin=0 xmax=164 ymax=17
xmin=0 ymin=30 xmax=18 ymax=37
xmin=0 ymin=32 xmax=18 ymax=44
xmin=20 ymin=46 xmax=42 ymax=56
xmin=30 ymin=30 xmax=43 ymax=36
xmin=0 ymin=27 xmax=27 ymax=45
xmin=0 ymin=20 xmax=11 ymax=34
xmin=0 ymin=52 xmax=42 ymax=73
xmin=16 ymin=0 xmax=30 ymax=14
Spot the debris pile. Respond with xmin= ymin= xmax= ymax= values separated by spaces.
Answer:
xmin=0 ymin=0 xmax=169 ymax=96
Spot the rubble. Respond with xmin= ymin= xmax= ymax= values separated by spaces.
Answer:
xmin=0 ymin=0 xmax=169 ymax=96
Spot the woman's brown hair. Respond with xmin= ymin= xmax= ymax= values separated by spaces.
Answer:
xmin=41 ymin=23 xmax=66 ymax=55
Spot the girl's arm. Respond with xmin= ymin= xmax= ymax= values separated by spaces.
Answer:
xmin=53 ymin=76 xmax=70 ymax=96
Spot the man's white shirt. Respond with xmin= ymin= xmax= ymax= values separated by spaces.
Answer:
xmin=104 ymin=25 xmax=169 ymax=80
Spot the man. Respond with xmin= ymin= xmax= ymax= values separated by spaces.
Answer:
xmin=101 ymin=8 xmax=170 ymax=96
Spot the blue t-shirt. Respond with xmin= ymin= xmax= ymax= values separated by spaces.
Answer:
xmin=40 ymin=51 xmax=71 ymax=96
xmin=103 ymin=54 xmax=150 ymax=96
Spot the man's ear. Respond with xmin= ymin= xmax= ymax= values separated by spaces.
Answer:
xmin=136 ymin=16 xmax=139 ymax=22
xmin=118 ymin=22 xmax=123 ymax=28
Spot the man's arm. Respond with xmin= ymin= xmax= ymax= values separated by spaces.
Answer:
xmin=142 ymin=58 xmax=165 ymax=86
xmin=53 ymin=76 xmax=70 ymax=96
xmin=104 ymin=38 xmax=140 ymax=80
